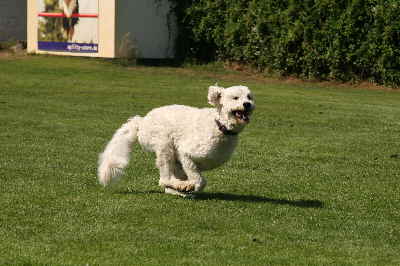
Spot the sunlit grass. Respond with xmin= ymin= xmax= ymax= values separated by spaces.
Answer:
xmin=0 ymin=55 xmax=399 ymax=265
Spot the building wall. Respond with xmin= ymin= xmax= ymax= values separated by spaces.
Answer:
xmin=116 ymin=0 xmax=176 ymax=59
xmin=27 ymin=0 xmax=176 ymax=58
xmin=0 ymin=1 xmax=27 ymax=41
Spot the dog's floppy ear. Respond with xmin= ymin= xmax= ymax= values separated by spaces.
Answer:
xmin=208 ymin=84 xmax=224 ymax=107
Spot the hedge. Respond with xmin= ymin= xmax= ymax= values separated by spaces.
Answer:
xmin=171 ymin=0 xmax=400 ymax=87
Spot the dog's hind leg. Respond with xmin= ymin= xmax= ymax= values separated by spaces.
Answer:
xmin=156 ymin=143 xmax=198 ymax=194
xmin=156 ymin=142 xmax=176 ymax=189
xmin=173 ymin=161 xmax=188 ymax=181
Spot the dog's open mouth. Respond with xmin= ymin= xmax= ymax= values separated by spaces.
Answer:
xmin=232 ymin=110 xmax=250 ymax=123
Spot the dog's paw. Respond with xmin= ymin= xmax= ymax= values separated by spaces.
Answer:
xmin=175 ymin=182 xmax=195 ymax=192
xmin=163 ymin=182 xmax=194 ymax=193
xmin=164 ymin=187 xmax=195 ymax=198
xmin=173 ymin=179 xmax=207 ymax=193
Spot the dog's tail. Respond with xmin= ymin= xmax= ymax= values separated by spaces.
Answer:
xmin=98 ymin=116 xmax=143 ymax=186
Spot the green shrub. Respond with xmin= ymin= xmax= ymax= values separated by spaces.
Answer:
xmin=171 ymin=0 xmax=400 ymax=87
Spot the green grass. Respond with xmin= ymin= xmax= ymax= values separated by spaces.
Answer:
xmin=1 ymin=55 xmax=399 ymax=265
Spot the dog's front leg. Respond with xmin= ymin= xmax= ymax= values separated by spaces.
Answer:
xmin=179 ymin=155 xmax=207 ymax=192
xmin=156 ymin=146 xmax=194 ymax=193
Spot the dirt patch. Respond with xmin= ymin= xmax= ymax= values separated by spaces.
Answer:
xmin=0 ymin=50 xmax=13 ymax=58
xmin=0 ymin=41 xmax=27 ymax=59
xmin=222 ymin=61 xmax=397 ymax=91
xmin=130 ymin=63 xmax=398 ymax=92
xmin=0 ymin=50 xmax=27 ymax=59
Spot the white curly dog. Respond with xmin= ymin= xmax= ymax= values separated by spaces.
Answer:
xmin=98 ymin=84 xmax=255 ymax=197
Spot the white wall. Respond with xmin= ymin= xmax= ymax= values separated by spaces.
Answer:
xmin=116 ymin=0 xmax=176 ymax=59
xmin=0 ymin=0 xmax=27 ymax=41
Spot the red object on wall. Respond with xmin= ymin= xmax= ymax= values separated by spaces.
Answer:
xmin=38 ymin=12 xmax=98 ymax=18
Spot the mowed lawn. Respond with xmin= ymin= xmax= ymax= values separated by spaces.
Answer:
xmin=0 ymin=55 xmax=399 ymax=265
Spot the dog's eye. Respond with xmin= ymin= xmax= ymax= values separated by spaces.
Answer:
xmin=233 ymin=96 xmax=239 ymax=100
xmin=247 ymin=94 xmax=252 ymax=100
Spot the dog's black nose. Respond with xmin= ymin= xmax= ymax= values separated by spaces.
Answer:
xmin=243 ymin=102 xmax=252 ymax=110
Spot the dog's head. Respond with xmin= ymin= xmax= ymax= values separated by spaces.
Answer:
xmin=208 ymin=84 xmax=255 ymax=132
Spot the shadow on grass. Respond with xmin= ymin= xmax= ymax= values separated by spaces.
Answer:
xmin=195 ymin=192 xmax=324 ymax=208
xmin=116 ymin=190 xmax=162 ymax=195
xmin=117 ymin=190 xmax=323 ymax=208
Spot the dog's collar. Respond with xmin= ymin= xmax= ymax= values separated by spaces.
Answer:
xmin=215 ymin=119 xmax=238 ymax=136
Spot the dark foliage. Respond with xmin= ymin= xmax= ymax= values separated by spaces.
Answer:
xmin=171 ymin=0 xmax=400 ymax=87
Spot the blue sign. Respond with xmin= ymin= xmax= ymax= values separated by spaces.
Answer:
xmin=38 ymin=41 xmax=98 ymax=53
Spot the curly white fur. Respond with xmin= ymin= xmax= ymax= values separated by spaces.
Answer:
xmin=98 ymin=85 xmax=255 ymax=197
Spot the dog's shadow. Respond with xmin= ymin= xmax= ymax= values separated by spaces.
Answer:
xmin=118 ymin=190 xmax=323 ymax=208
xmin=195 ymin=192 xmax=323 ymax=208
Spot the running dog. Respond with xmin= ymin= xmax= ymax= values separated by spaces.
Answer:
xmin=98 ymin=85 xmax=255 ymax=197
